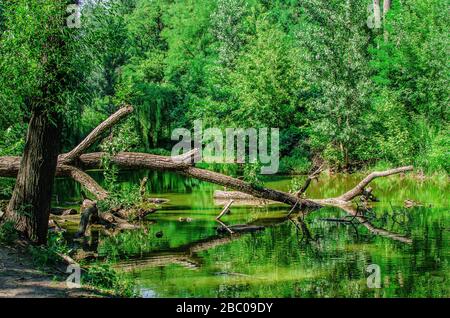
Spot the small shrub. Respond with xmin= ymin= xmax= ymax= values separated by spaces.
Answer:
xmin=0 ymin=221 xmax=18 ymax=244
xmin=279 ymin=155 xmax=310 ymax=174
xmin=82 ymin=263 xmax=136 ymax=297
xmin=0 ymin=178 xmax=15 ymax=199
xmin=28 ymin=231 xmax=70 ymax=268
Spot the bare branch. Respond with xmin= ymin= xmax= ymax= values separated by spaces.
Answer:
xmin=295 ymin=164 xmax=324 ymax=197
xmin=216 ymin=200 xmax=234 ymax=220
xmin=60 ymin=105 xmax=134 ymax=163
xmin=59 ymin=165 xmax=108 ymax=200
xmin=337 ymin=166 xmax=414 ymax=202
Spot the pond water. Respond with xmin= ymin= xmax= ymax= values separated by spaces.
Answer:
xmin=54 ymin=171 xmax=449 ymax=298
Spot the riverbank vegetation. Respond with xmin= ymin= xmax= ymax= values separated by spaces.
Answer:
xmin=0 ymin=0 xmax=448 ymax=175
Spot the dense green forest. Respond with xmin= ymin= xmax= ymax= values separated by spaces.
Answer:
xmin=1 ymin=0 xmax=448 ymax=176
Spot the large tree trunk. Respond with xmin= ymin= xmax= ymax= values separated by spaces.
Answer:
xmin=4 ymin=111 xmax=62 ymax=244
xmin=1 ymin=2 xmax=78 ymax=244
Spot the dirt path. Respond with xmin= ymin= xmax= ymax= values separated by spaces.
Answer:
xmin=0 ymin=245 xmax=100 ymax=298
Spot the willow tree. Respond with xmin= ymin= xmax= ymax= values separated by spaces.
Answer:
xmin=0 ymin=0 xmax=90 ymax=244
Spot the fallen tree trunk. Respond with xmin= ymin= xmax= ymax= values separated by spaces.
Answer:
xmin=0 ymin=106 xmax=413 ymax=214
xmin=0 ymin=152 xmax=322 ymax=210
xmin=214 ymin=191 xmax=259 ymax=200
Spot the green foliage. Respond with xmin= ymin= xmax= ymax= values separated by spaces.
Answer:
xmin=368 ymin=0 xmax=449 ymax=172
xmin=230 ymin=18 xmax=306 ymax=128
xmin=28 ymin=232 xmax=70 ymax=268
xmin=415 ymin=124 xmax=450 ymax=173
xmin=299 ymin=0 xmax=372 ymax=170
xmin=0 ymin=123 xmax=26 ymax=157
xmin=97 ymin=184 xmax=141 ymax=212
xmin=243 ymin=163 xmax=263 ymax=189
xmin=0 ymin=221 xmax=18 ymax=245
xmin=98 ymin=227 xmax=164 ymax=259
xmin=0 ymin=0 xmax=95 ymax=118
xmin=211 ymin=0 xmax=250 ymax=68
xmin=371 ymin=0 xmax=449 ymax=124
xmin=0 ymin=178 xmax=15 ymax=199
xmin=0 ymin=0 xmax=448 ymax=179
xmin=82 ymin=263 xmax=136 ymax=297
xmin=280 ymin=153 xmax=311 ymax=175
xmin=96 ymin=118 xmax=141 ymax=210
xmin=357 ymin=91 xmax=413 ymax=166
xmin=100 ymin=119 xmax=139 ymax=190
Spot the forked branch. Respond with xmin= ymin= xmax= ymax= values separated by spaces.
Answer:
xmin=336 ymin=166 xmax=414 ymax=202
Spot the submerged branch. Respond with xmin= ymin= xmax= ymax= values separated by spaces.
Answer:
xmin=338 ymin=204 xmax=412 ymax=244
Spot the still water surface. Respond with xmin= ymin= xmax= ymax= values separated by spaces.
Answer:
xmin=55 ymin=171 xmax=449 ymax=298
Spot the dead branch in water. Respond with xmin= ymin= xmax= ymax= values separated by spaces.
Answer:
xmin=216 ymin=200 xmax=234 ymax=220
xmin=295 ymin=164 xmax=324 ymax=197
xmin=336 ymin=166 xmax=414 ymax=202
xmin=0 ymin=106 xmax=412 ymax=217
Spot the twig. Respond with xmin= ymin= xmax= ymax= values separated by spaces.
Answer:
xmin=287 ymin=200 xmax=300 ymax=217
xmin=216 ymin=219 xmax=234 ymax=234
xmin=295 ymin=164 xmax=324 ymax=197
xmin=216 ymin=200 xmax=234 ymax=220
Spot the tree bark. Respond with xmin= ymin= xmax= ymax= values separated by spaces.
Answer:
xmin=373 ymin=0 xmax=382 ymax=29
xmin=0 ymin=151 xmax=321 ymax=209
xmin=4 ymin=111 xmax=62 ymax=244
xmin=59 ymin=165 xmax=109 ymax=200
xmin=383 ymin=0 xmax=392 ymax=16
xmin=1 ymin=2 xmax=80 ymax=244
xmin=0 ymin=150 xmax=413 ymax=211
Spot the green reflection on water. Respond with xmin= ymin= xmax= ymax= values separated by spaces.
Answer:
xmin=54 ymin=171 xmax=449 ymax=298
